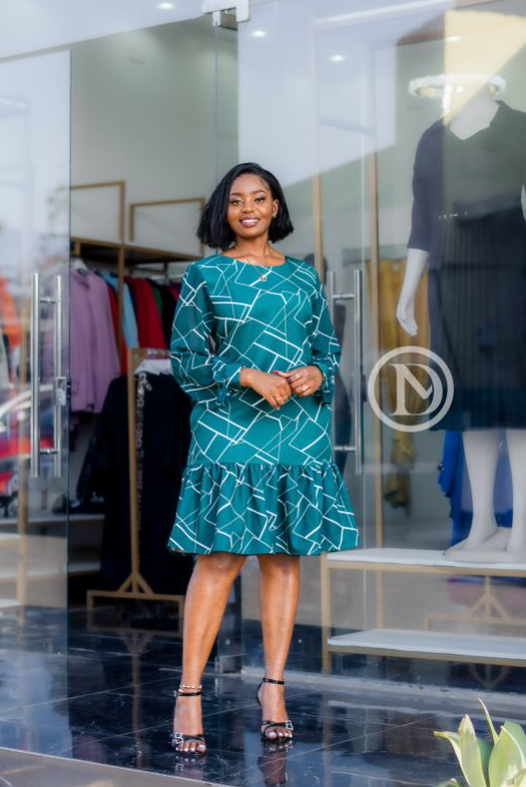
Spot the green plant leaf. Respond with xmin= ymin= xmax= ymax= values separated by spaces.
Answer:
xmin=477 ymin=739 xmax=491 ymax=784
xmin=458 ymin=715 xmax=489 ymax=787
xmin=478 ymin=699 xmax=499 ymax=746
xmin=435 ymin=731 xmax=462 ymax=764
xmin=488 ymin=723 xmax=526 ymax=787
xmin=511 ymin=767 xmax=526 ymax=787
xmin=503 ymin=723 xmax=526 ymax=764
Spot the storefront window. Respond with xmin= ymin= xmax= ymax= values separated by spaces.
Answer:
xmin=2 ymin=0 xmax=526 ymax=699
xmin=233 ymin=0 xmax=526 ymax=682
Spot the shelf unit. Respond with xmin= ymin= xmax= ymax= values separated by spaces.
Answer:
xmin=71 ymin=181 xmax=203 ymax=352
xmin=321 ymin=548 xmax=526 ymax=669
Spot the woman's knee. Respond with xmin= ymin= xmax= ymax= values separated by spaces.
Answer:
xmin=257 ymin=554 xmax=300 ymax=576
xmin=196 ymin=552 xmax=246 ymax=578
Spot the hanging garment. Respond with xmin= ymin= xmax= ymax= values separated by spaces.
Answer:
xmin=0 ymin=277 xmax=21 ymax=349
xmin=125 ymin=278 xmax=166 ymax=349
xmin=77 ymin=374 xmax=193 ymax=594
xmin=0 ymin=277 xmax=20 ymax=385
xmin=169 ymin=283 xmax=181 ymax=302
xmin=70 ymin=270 xmax=120 ymax=413
xmin=100 ymin=273 xmax=139 ymax=350
xmin=167 ymin=254 xmax=358 ymax=556
xmin=149 ymin=283 xmax=164 ymax=326
xmin=149 ymin=280 xmax=178 ymax=348
xmin=409 ymin=100 xmax=526 ymax=430
xmin=438 ymin=430 xmax=512 ymax=545
xmin=105 ymin=283 xmax=127 ymax=374
xmin=370 ymin=260 xmax=431 ymax=510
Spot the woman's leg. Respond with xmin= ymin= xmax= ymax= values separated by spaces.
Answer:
xmin=174 ymin=552 xmax=246 ymax=752
xmin=257 ymin=554 xmax=300 ymax=739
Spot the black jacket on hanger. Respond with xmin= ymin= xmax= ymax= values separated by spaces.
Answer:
xmin=77 ymin=373 xmax=193 ymax=595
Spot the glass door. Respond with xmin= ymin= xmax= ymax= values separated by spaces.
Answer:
xmin=228 ymin=0 xmax=526 ymax=684
xmin=219 ymin=0 xmax=367 ymax=675
xmin=0 ymin=51 xmax=71 ymax=650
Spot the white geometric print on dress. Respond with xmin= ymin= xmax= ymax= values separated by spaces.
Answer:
xmin=167 ymin=254 xmax=359 ymax=556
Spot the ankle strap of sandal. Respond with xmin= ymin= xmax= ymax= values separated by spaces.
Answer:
xmin=174 ymin=683 xmax=202 ymax=697
xmin=262 ymin=677 xmax=285 ymax=685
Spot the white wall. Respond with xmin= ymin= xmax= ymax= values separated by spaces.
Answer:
xmin=0 ymin=0 xmax=207 ymax=61
xmin=0 ymin=51 xmax=70 ymax=262
xmin=70 ymin=19 xmax=238 ymax=254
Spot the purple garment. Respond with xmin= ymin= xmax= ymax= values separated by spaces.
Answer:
xmin=70 ymin=270 xmax=120 ymax=413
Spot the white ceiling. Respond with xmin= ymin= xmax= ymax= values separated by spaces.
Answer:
xmin=0 ymin=0 xmax=208 ymax=60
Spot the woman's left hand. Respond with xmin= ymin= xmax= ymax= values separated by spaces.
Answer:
xmin=273 ymin=366 xmax=323 ymax=397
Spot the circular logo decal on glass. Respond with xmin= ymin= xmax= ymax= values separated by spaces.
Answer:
xmin=367 ymin=346 xmax=454 ymax=433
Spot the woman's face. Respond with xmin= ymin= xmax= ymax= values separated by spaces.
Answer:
xmin=226 ymin=173 xmax=279 ymax=243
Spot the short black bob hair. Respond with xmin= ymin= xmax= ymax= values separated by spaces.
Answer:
xmin=197 ymin=162 xmax=294 ymax=251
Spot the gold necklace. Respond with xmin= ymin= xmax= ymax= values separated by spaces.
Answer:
xmin=233 ymin=244 xmax=273 ymax=282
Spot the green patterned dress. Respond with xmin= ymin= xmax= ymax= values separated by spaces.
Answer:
xmin=167 ymin=253 xmax=358 ymax=556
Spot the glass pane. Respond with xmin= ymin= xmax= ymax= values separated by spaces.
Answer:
xmin=232 ymin=0 xmax=526 ymax=685
xmin=231 ymin=0 xmax=366 ymax=674
xmin=66 ymin=15 xmax=230 ymax=643
xmin=0 ymin=51 xmax=70 ymax=649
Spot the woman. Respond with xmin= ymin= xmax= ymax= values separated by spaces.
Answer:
xmin=168 ymin=162 xmax=358 ymax=755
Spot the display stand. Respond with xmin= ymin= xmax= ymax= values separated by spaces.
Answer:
xmin=321 ymin=548 xmax=526 ymax=669
xmin=87 ymin=347 xmax=185 ymax=630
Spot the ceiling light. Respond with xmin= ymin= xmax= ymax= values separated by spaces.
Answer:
xmin=330 ymin=54 xmax=346 ymax=62
xmin=251 ymin=30 xmax=267 ymax=38
xmin=157 ymin=2 xmax=175 ymax=9
xmin=445 ymin=36 xmax=461 ymax=42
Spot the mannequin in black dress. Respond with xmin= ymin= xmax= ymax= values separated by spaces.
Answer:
xmin=397 ymin=80 xmax=526 ymax=561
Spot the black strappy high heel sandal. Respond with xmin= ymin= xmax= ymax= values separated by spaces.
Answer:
xmin=170 ymin=683 xmax=206 ymax=755
xmin=256 ymin=677 xmax=294 ymax=741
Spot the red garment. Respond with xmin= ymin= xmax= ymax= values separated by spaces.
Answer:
xmin=169 ymin=283 xmax=181 ymax=303
xmin=125 ymin=278 xmax=166 ymax=349
xmin=0 ymin=277 xmax=21 ymax=348
xmin=107 ymin=284 xmax=127 ymax=374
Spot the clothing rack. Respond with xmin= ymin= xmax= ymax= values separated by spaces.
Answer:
xmin=87 ymin=346 xmax=185 ymax=628
xmin=73 ymin=184 xmax=192 ymax=612
xmin=71 ymin=178 xmax=202 ymax=352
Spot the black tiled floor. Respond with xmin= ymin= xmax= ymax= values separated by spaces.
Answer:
xmin=0 ymin=606 xmax=525 ymax=786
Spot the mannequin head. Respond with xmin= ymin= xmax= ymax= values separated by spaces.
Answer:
xmin=445 ymin=76 xmax=498 ymax=118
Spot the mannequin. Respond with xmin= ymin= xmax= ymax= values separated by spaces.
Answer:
xmin=398 ymin=80 xmax=526 ymax=562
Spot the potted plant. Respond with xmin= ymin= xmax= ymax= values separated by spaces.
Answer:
xmin=435 ymin=699 xmax=526 ymax=787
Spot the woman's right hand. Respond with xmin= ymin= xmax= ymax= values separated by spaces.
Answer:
xmin=240 ymin=368 xmax=292 ymax=410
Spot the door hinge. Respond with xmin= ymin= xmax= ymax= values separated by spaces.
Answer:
xmin=202 ymin=0 xmax=250 ymax=25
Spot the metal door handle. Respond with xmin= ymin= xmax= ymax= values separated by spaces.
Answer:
xmin=328 ymin=268 xmax=364 ymax=475
xmin=30 ymin=273 xmax=42 ymax=478
xmin=30 ymin=273 xmax=66 ymax=478
xmin=352 ymin=268 xmax=364 ymax=475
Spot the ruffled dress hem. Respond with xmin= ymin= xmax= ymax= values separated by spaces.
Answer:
xmin=167 ymin=460 xmax=359 ymax=557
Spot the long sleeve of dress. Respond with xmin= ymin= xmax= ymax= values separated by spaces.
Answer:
xmin=407 ymin=133 xmax=432 ymax=252
xmin=309 ymin=269 xmax=341 ymax=404
xmin=170 ymin=263 xmax=243 ymax=409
